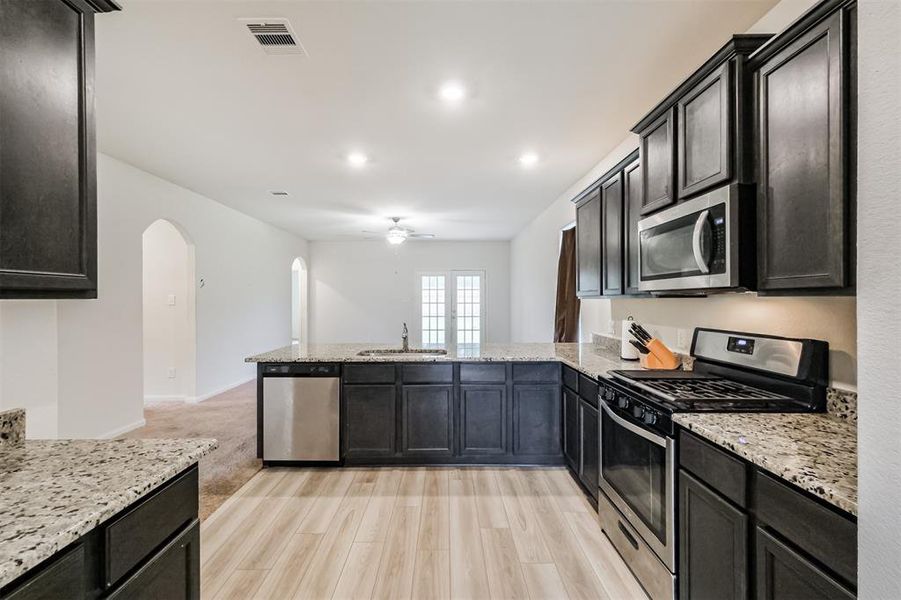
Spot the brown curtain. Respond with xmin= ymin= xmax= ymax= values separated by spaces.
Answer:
xmin=554 ymin=227 xmax=580 ymax=342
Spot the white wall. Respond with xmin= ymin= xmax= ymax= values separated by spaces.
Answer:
xmin=857 ymin=0 xmax=901 ymax=596
xmin=509 ymin=0 xmax=857 ymax=390
xmin=0 ymin=154 xmax=308 ymax=438
xmin=310 ymin=241 xmax=510 ymax=344
xmin=142 ymin=219 xmax=194 ymax=401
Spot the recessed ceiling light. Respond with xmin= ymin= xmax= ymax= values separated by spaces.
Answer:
xmin=519 ymin=152 xmax=539 ymax=168
xmin=439 ymin=81 xmax=466 ymax=104
xmin=347 ymin=152 xmax=368 ymax=168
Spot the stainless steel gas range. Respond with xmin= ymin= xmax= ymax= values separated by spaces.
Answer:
xmin=596 ymin=328 xmax=829 ymax=600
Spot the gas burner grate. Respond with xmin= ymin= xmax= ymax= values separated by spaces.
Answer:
xmin=630 ymin=378 xmax=790 ymax=403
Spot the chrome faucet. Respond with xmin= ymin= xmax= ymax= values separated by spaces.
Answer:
xmin=401 ymin=322 xmax=409 ymax=352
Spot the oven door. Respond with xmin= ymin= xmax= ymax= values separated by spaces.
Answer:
xmin=638 ymin=186 xmax=733 ymax=292
xmin=599 ymin=400 xmax=675 ymax=570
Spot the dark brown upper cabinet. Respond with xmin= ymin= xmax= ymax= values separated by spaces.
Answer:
xmin=751 ymin=0 xmax=856 ymax=292
xmin=631 ymin=35 xmax=771 ymax=216
xmin=637 ymin=107 xmax=676 ymax=215
xmin=575 ymin=187 xmax=602 ymax=298
xmin=622 ymin=158 xmax=643 ymax=296
xmin=600 ymin=173 xmax=624 ymax=296
xmin=0 ymin=0 xmax=119 ymax=299
xmin=677 ymin=62 xmax=733 ymax=198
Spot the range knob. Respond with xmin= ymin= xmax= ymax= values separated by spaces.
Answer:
xmin=632 ymin=405 xmax=645 ymax=420
xmin=642 ymin=410 xmax=658 ymax=425
xmin=616 ymin=394 xmax=630 ymax=409
xmin=604 ymin=387 xmax=616 ymax=401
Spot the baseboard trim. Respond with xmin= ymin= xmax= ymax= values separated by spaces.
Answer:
xmin=101 ymin=418 xmax=146 ymax=439
xmin=144 ymin=394 xmax=188 ymax=403
xmin=188 ymin=376 xmax=255 ymax=404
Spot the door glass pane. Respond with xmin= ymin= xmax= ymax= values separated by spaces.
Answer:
xmin=420 ymin=275 xmax=446 ymax=347
xmin=601 ymin=411 xmax=667 ymax=544
xmin=455 ymin=274 xmax=483 ymax=349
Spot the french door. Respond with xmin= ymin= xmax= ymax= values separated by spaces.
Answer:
xmin=417 ymin=270 xmax=485 ymax=347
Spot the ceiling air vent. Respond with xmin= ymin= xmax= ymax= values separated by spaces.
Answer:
xmin=240 ymin=18 xmax=306 ymax=56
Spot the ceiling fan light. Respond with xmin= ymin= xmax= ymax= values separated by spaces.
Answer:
xmin=386 ymin=227 xmax=407 ymax=245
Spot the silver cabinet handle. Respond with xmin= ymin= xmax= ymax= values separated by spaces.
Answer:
xmin=692 ymin=210 xmax=710 ymax=274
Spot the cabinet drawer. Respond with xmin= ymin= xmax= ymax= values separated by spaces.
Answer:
xmin=103 ymin=467 xmax=198 ymax=587
xmin=460 ymin=363 xmax=506 ymax=384
xmin=402 ymin=363 xmax=453 ymax=384
xmin=107 ymin=521 xmax=200 ymax=600
xmin=2 ymin=544 xmax=84 ymax=600
xmin=562 ymin=365 xmax=579 ymax=392
xmin=343 ymin=364 xmax=396 ymax=384
xmin=512 ymin=363 xmax=559 ymax=383
xmin=679 ymin=430 xmax=748 ymax=508
xmin=755 ymin=472 xmax=856 ymax=586
xmin=578 ymin=374 xmax=598 ymax=407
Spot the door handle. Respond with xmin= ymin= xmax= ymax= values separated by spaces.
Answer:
xmin=692 ymin=210 xmax=711 ymax=274
xmin=618 ymin=521 xmax=640 ymax=550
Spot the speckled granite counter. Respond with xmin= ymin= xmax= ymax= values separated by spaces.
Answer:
xmin=0 ymin=438 xmax=217 ymax=588
xmin=673 ymin=413 xmax=857 ymax=515
xmin=246 ymin=342 xmax=640 ymax=380
xmin=0 ymin=410 xmax=25 ymax=447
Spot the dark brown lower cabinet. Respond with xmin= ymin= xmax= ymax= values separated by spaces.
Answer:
xmin=402 ymin=385 xmax=454 ymax=456
xmin=563 ymin=387 xmax=580 ymax=471
xmin=459 ymin=385 xmax=507 ymax=455
xmin=512 ymin=384 xmax=561 ymax=457
xmin=106 ymin=521 xmax=200 ymax=600
xmin=344 ymin=385 xmax=397 ymax=458
xmin=755 ymin=528 xmax=854 ymax=600
xmin=578 ymin=399 xmax=599 ymax=499
xmin=679 ymin=471 xmax=748 ymax=600
xmin=0 ymin=467 xmax=200 ymax=600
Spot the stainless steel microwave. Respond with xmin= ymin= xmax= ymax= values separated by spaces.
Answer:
xmin=637 ymin=184 xmax=755 ymax=293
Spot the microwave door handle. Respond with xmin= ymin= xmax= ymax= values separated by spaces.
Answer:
xmin=601 ymin=401 xmax=667 ymax=447
xmin=692 ymin=210 xmax=710 ymax=274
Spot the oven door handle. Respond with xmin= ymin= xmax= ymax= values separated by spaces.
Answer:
xmin=692 ymin=209 xmax=711 ymax=274
xmin=601 ymin=401 xmax=667 ymax=448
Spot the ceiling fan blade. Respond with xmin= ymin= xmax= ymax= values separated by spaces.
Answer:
xmin=408 ymin=233 xmax=436 ymax=239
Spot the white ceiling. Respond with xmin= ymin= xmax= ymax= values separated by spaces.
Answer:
xmin=95 ymin=0 xmax=776 ymax=241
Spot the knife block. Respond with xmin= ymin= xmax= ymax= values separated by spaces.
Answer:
xmin=639 ymin=340 xmax=681 ymax=370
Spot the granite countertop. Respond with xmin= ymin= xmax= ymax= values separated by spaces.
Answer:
xmin=245 ymin=342 xmax=642 ymax=380
xmin=673 ymin=412 xmax=857 ymax=515
xmin=0 ymin=438 xmax=217 ymax=588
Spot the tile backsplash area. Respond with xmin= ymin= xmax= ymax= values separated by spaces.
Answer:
xmin=0 ymin=408 xmax=26 ymax=446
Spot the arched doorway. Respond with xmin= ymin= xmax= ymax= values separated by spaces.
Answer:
xmin=292 ymin=257 xmax=308 ymax=343
xmin=142 ymin=219 xmax=197 ymax=403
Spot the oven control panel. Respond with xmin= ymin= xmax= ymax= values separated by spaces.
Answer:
xmin=599 ymin=381 xmax=673 ymax=437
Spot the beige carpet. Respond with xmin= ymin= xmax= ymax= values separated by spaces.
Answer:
xmin=122 ymin=381 xmax=261 ymax=520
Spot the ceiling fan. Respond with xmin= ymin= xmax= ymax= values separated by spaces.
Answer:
xmin=364 ymin=217 xmax=436 ymax=245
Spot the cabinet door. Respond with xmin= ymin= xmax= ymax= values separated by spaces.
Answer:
xmin=623 ymin=158 xmax=643 ymax=295
xmin=755 ymin=527 xmax=854 ymax=600
xmin=575 ymin=189 xmax=602 ymax=297
xmin=344 ymin=385 xmax=396 ymax=457
xmin=2 ymin=544 xmax=84 ymax=600
xmin=578 ymin=399 xmax=598 ymax=499
xmin=106 ymin=521 xmax=199 ymax=600
xmin=512 ymin=385 xmax=561 ymax=457
xmin=460 ymin=385 xmax=507 ymax=455
xmin=679 ymin=471 xmax=748 ymax=600
xmin=402 ymin=385 xmax=453 ymax=456
xmin=678 ymin=61 xmax=733 ymax=198
xmin=563 ymin=387 xmax=580 ymax=472
xmin=0 ymin=0 xmax=99 ymax=298
xmin=601 ymin=173 xmax=624 ymax=297
xmin=639 ymin=107 xmax=676 ymax=215
xmin=756 ymin=10 xmax=849 ymax=290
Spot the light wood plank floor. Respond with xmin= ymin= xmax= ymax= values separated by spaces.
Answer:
xmin=200 ymin=467 xmax=648 ymax=600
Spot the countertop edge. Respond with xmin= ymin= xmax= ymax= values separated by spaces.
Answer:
xmin=0 ymin=439 xmax=217 ymax=590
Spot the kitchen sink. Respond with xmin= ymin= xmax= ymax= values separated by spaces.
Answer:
xmin=356 ymin=348 xmax=448 ymax=357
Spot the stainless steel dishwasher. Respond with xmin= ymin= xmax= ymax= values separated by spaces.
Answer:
xmin=261 ymin=363 xmax=340 ymax=462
